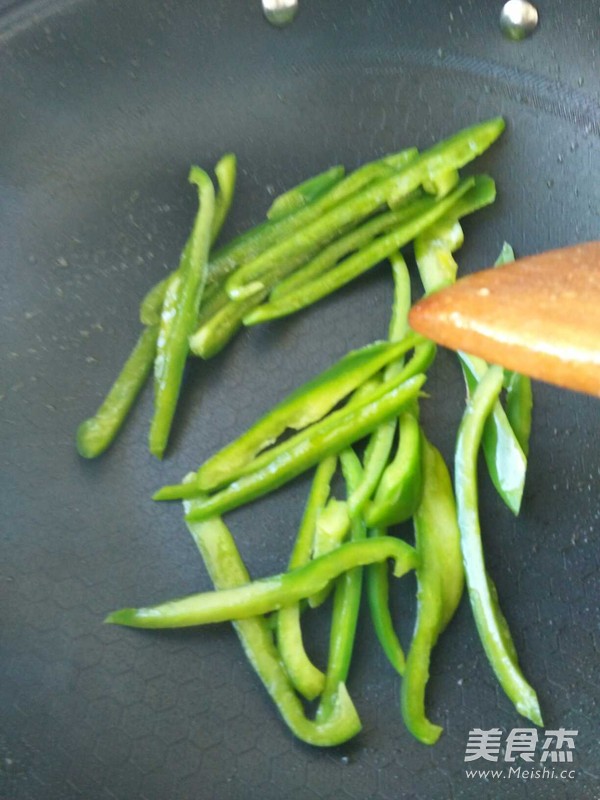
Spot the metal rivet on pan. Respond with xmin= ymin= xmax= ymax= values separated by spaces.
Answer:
xmin=262 ymin=0 xmax=299 ymax=27
xmin=500 ymin=0 xmax=539 ymax=40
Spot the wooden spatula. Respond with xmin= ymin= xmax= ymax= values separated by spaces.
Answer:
xmin=408 ymin=241 xmax=600 ymax=396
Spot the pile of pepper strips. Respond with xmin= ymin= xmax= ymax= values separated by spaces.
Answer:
xmin=78 ymin=118 xmax=542 ymax=746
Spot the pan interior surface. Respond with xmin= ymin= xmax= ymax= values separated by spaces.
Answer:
xmin=1 ymin=2 xmax=599 ymax=799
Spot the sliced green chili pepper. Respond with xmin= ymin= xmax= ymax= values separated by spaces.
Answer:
xmin=228 ymin=118 xmax=504 ymax=299
xmin=414 ymin=174 xmax=496 ymax=294
xmin=208 ymin=148 xmax=417 ymax=288
xmin=139 ymin=154 xmax=236 ymax=328
xmin=242 ymin=179 xmax=475 ymax=325
xmin=159 ymin=372 xmax=425 ymax=515
xmin=414 ymin=219 xmax=464 ymax=295
xmin=183 ymin=486 xmax=360 ymax=746
xmin=105 ymin=536 xmax=418 ymax=628
xmin=276 ymin=457 xmax=336 ymax=700
xmin=197 ymin=336 xmax=423 ymax=491
xmin=416 ymin=215 xmax=527 ymax=516
xmin=267 ymin=165 xmax=346 ymax=221
xmin=148 ymin=167 xmax=215 ymax=458
xmin=494 ymin=240 xmax=515 ymax=266
xmin=189 ymin=284 xmax=265 ymax=359
xmin=492 ymin=242 xmax=533 ymax=459
xmin=140 ymin=276 xmax=171 ymax=327
xmin=211 ymin=153 xmax=237 ymax=245
xmin=268 ymin=193 xmax=429 ymax=302
xmin=76 ymin=324 xmax=159 ymax=458
xmin=458 ymin=352 xmax=527 ymax=515
xmin=505 ymin=371 xmax=533 ymax=458
xmin=366 ymin=528 xmax=406 ymax=675
xmin=316 ymin=448 xmax=366 ymax=721
xmin=365 ymin=412 xmax=423 ymax=528
xmin=421 ymin=167 xmax=460 ymax=199
xmin=345 ymin=253 xmax=415 ymax=519
xmin=401 ymin=437 xmax=464 ymax=745
xmin=188 ymin=200 xmax=426 ymax=358
xmin=455 ymin=365 xmax=543 ymax=726
xmin=312 ymin=499 xmax=350 ymax=559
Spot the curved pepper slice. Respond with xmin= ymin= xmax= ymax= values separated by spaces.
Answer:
xmin=365 ymin=412 xmax=423 ymax=528
xmin=197 ymin=334 xmax=423 ymax=491
xmin=76 ymin=324 xmax=159 ymax=458
xmin=276 ymin=457 xmax=336 ymax=700
xmin=148 ymin=167 xmax=215 ymax=458
xmin=267 ymin=165 xmax=346 ymax=221
xmin=105 ymin=536 xmax=418 ymax=629
xmin=455 ymin=365 xmax=543 ymax=727
xmin=401 ymin=436 xmax=464 ymax=744
xmin=157 ymin=372 xmax=426 ymax=514
xmin=183 ymin=488 xmax=360 ymax=746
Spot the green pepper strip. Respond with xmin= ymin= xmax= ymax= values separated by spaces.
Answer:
xmin=76 ymin=324 xmax=159 ymax=458
xmin=105 ymin=536 xmax=418 ymax=628
xmin=414 ymin=206 xmax=527 ymax=516
xmin=159 ymin=339 xmax=426 ymax=501
xmin=268 ymin=193 xmax=427 ymax=302
xmin=365 ymin=411 xmax=423 ymax=528
xmin=458 ymin=353 xmax=527 ymax=516
xmin=139 ymin=154 xmax=237 ymax=328
xmin=148 ymin=167 xmax=215 ymax=458
xmin=315 ymin=448 xmax=366 ymax=721
xmin=242 ymin=179 xmax=476 ymax=325
xmin=505 ymin=372 xmax=533 ymax=459
xmin=188 ymin=179 xmax=425 ymax=358
xmin=267 ymin=165 xmax=346 ymax=221
xmin=208 ymin=148 xmax=417 ymax=288
xmin=362 ymin=255 xmax=417 ymax=676
xmin=401 ymin=437 xmax=464 ymax=745
xmin=365 ymin=528 xmax=406 ymax=675
xmin=455 ymin=365 xmax=543 ymax=726
xmin=421 ymin=168 xmax=460 ymax=199
xmin=158 ymin=372 xmax=426 ymax=514
xmin=140 ymin=276 xmax=171 ymax=327
xmin=197 ymin=336 xmax=422 ymax=491
xmin=276 ymin=457 xmax=337 ymax=700
xmin=182 ymin=489 xmax=360 ymax=746
xmin=345 ymin=253 xmax=414 ymax=520
xmin=493 ymin=242 xmax=533 ymax=459
xmin=311 ymin=499 xmax=350 ymax=560
xmin=211 ymin=153 xmax=237 ymax=245
xmin=227 ymin=117 xmax=504 ymax=298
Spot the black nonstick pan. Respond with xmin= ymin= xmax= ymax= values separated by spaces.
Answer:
xmin=1 ymin=1 xmax=599 ymax=798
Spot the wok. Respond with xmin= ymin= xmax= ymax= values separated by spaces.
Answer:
xmin=1 ymin=1 xmax=599 ymax=798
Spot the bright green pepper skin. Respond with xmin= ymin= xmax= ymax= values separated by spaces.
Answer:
xmin=493 ymin=242 xmax=533 ymax=459
xmin=76 ymin=324 xmax=159 ymax=458
xmin=156 ymin=371 xmax=426 ymax=509
xmin=183 ymin=489 xmax=361 ymax=746
xmin=276 ymin=457 xmax=336 ymax=700
xmin=197 ymin=337 xmax=422 ymax=491
xmin=366 ymin=412 xmax=423 ymax=528
xmin=401 ymin=437 xmax=464 ymax=745
xmin=229 ymin=118 xmax=504 ymax=298
xmin=314 ymin=448 xmax=366 ymax=722
xmin=267 ymin=165 xmax=346 ymax=221
xmin=269 ymin=193 xmax=428 ymax=302
xmin=458 ymin=352 xmax=527 ymax=515
xmin=455 ymin=365 xmax=543 ymax=727
xmin=211 ymin=153 xmax=237 ymax=245
xmin=148 ymin=168 xmax=215 ymax=459
xmin=105 ymin=536 xmax=418 ymax=628
xmin=208 ymin=148 xmax=417 ymax=288
xmin=242 ymin=179 xmax=475 ymax=325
